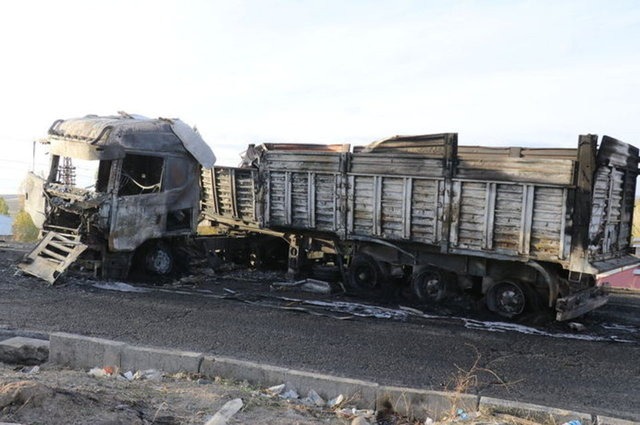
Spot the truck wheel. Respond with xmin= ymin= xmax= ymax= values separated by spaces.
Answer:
xmin=411 ymin=270 xmax=447 ymax=302
xmin=348 ymin=254 xmax=388 ymax=291
xmin=487 ymin=280 xmax=527 ymax=318
xmin=144 ymin=242 xmax=173 ymax=275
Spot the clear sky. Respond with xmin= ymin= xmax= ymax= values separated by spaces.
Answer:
xmin=1 ymin=0 xmax=639 ymax=193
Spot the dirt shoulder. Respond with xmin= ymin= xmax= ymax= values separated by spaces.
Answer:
xmin=0 ymin=360 xmax=563 ymax=425
xmin=0 ymin=361 xmax=347 ymax=425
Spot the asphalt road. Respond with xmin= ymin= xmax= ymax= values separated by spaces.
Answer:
xmin=1 ymin=244 xmax=639 ymax=421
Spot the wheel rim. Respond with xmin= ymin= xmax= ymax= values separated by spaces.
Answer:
xmin=413 ymin=271 xmax=445 ymax=302
xmin=493 ymin=281 xmax=526 ymax=316
xmin=147 ymin=247 xmax=172 ymax=275
xmin=353 ymin=264 xmax=378 ymax=289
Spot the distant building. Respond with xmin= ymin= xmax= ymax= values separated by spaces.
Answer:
xmin=0 ymin=215 xmax=12 ymax=237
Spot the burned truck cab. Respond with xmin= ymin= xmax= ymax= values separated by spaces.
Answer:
xmin=21 ymin=114 xmax=215 ymax=282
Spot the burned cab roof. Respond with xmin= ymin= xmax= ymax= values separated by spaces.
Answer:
xmin=46 ymin=114 xmax=216 ymax=167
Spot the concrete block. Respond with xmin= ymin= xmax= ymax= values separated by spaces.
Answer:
xmin=121 ymin=345 xmax=203 ymax=374
xmin=597 ymin=415 xmax=640 ymax=425
xmin=200 ymin=355 xmax=289 ymax=387
xmin=479 ymin=396 xmax=593 ymax=424
xmin=49 ymin=332 xmax=124 ymax=369
xmin=377 ymin=385 xmax=479 ymax=421
xmin=0 ymin=337 xmax=49 ymax=365
xmin=284 ymin=369 xmax=378 ymax=409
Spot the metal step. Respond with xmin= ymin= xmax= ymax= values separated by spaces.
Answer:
xmin=18 ymin=231 xmax=88 ymax=284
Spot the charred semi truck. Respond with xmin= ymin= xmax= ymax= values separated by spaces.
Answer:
xmin=20 ymin=114 xmax=640 ymax=321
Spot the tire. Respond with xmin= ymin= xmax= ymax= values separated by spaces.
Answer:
xmin=348 ymin=254 xmax=388 ymax=291
xmin=487 ymin=280 xmax=528 ymax=318
xmin=144 ymin=242 xmax=174 ymax=275
xmin=411 ymin=269 xmax=448 ymax=302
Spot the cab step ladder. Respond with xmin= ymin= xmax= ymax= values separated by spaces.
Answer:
xmin=18 ymin=230 xmax=88 ymax=284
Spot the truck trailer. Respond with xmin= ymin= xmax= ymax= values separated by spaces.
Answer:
xmin=20 ymin=114 xmax=640 ymax=321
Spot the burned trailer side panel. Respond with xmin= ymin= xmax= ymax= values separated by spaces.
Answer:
xmin=259 ymin=145 xmax=350 ymax=237
xmin=588 ymin=136 xmax=639 ymax=260
xmin=201 ymin=166 xmax=260 ymax=228
xmin=349 ymin=136 xmax=577 ymax=265
xmin=347 ymin=153 xmax=447 ymax=244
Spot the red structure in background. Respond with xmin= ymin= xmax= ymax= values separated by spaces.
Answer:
xmin=598 ymin=266 xmax=640 ymax=290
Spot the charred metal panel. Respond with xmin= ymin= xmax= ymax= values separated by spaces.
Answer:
xmin=456 ymin=156 xmax=575 ymax=185
xmin=447 ymin=180 xmax=567 ymax=261
xmin=357 ymin=133 xmax=452 ymax=156
xmin=457 ymin=182 xmax=486 ymax=250
xmin=109 ymin=194 xmax=170 ymax=251
xmin=409 ymin=179 xmax=440 ymax=244
xmin=260 ymin=150 xmax=346 ymax=234
xmin=201 ymin=167 xmax=258 ymax=226
xmin=350 ymin=154 xmax=445 ymax=177
xmin=588 ymin=136 xmax=639 ymax=261
xmin=493 ymin=183 xmax=524 ymax=254
xmin=530 ymin=187 xmax=565 ymax=258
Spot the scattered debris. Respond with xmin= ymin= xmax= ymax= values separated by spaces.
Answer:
xmin=568 ymin=322 xmax=586 ymax=332
xmin=204 ymin=398 xmax=243 ymax=425
xmin=280 ymin=388 xmax=299 ymax=400
xmin=302 ymin=389 xmax=326 ymax=407
xmin=87 ymin=366 xmax=163 ymax=382
xmin=21 ymin=365 xmax=40 ymax=374
xmin=265 ymin=383 xmax=286 ymax=396
xmin=92 ymin=281 xmax=151 ymax=293
xmin=272 ymin=278 xmax=333 ymax=294
xmin=328 ymin=394 xmax=345 ymax=408
xmin=134 ymin=369 xmax=163 ymax=381
xmin=87 ymin=366 xmax=115 ymax=378
xmin=457 ymin=407 xmax=470 ymax=421
xmin=336 ymin=407 xmax=375 ymax=419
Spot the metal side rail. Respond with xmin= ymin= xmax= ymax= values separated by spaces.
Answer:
xmin=18 ymin=231 xmax=88 ymax=284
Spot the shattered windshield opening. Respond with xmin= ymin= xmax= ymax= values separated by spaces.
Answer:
xmin=52 ymin=156 xmax=110 ymax=193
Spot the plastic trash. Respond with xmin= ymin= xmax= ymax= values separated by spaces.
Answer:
xmin=281 ymin=389 xmax=299 ymax=400
xmin=88 ymin=367 xmax=114 ymax=378
xmin=303 ymin=389 xmax=326 ymax=407
xmin=133 ymin=369 xmax=163 ymax=381
xmin=21 ymin=365 xmax=40 ymax=374
xmin=456 ymin=408 xmax=469 ymax=420
xmin=266 ymin=384 xmax=286 ymax=396
xmin=424 ymin=418 xmax=434 ymax=425
xmin=328 ymin=394 xmax=345 ymax=408
xmin=561 ymin=421 xmax=582 ymax=425
xmin=204 ymin=398 xmax=244 ymax=425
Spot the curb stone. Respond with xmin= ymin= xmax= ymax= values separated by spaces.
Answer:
xmin=49 ymin=332 xmax=125 ymax=369
xmin=0 ymin=336 xmax=49 ymax=365
xmin=596 ymin=416 xmax=639 ymax=425
xmin=42 ymin=331 xmax=638 ymax=423
xmin=121 ymin=345 xmax=202 ymax=374
xmin=479 ymin=396 xmax=593 ymax=424
xmin=200 ymin=355 xmax=290 ymax=386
